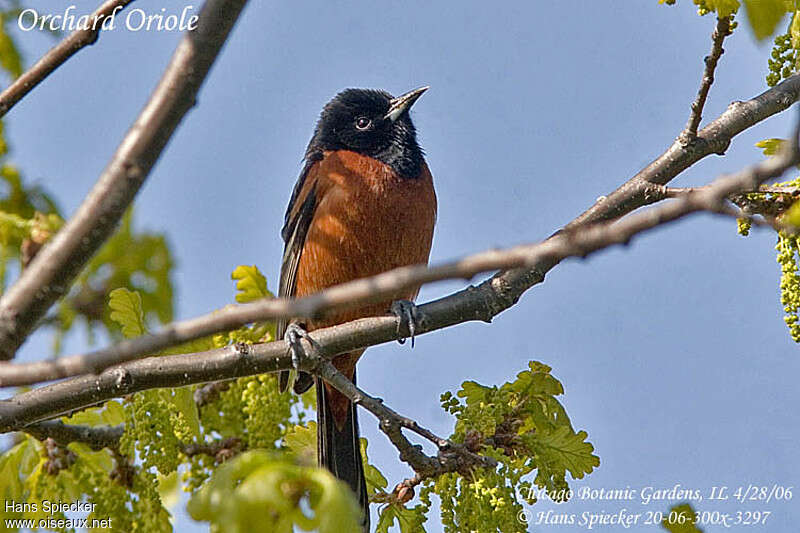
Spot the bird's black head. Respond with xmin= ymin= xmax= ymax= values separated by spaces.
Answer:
xmin=307 ymin=87 xmax=428 ymax=179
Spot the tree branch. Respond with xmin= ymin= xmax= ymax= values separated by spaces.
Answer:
xmin=0 ymin=0 xmax=136 ymax=118
xmin=22 ymin=420 xmax=123 ymax=451
xmin=2 ymin=120 xmax=797 ymax=432
xmin=0 ymin=0 xmax=249 ymax=360
xmin=680 ymin=15 xmax=731 ymax=143
xmin=313 ymin=358 xmax=495 ymax=483
xmin=1 ymin=67 xmax=796 ymax=382
xmin=565 ymin=75 xmax=800 ymax=232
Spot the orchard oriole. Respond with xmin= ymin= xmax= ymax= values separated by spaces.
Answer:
xmin=276 ymin=87 xmax=436 ymax=530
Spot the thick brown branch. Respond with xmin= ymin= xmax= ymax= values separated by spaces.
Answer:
xmin=0 ymin=0 xmax=249 ymax=360
xmin=2 ymin=124 xmax=797 ymax=432
xmin=0 ymin=0 xmax=136 ymax=118
xmin=680 ymin=15 xmax=731 ymax=143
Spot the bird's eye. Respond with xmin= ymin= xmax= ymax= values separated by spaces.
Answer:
xmin=355 ymin=116 xmax=372 ymax=130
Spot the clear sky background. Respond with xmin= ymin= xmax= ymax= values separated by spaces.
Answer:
xmin=4 ymin=1 xmax=800 ymax=531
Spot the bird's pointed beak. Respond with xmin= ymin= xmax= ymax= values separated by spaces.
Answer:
xmin=385 ymin=86 xmax=429 ymax=122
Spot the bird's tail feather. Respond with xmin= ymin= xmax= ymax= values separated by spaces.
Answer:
xmin=317 ymin=371 xmax=369 ymax=531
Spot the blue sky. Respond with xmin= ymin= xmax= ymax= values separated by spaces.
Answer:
xmin=5 ymin=1 xmax=800 ymax=531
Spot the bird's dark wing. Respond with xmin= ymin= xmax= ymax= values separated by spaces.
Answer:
xmin=277 ymin=152 xmax=322 ymax=392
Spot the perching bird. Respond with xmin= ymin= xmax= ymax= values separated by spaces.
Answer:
xmin=276 ymin=87 xmax=436 ymax=529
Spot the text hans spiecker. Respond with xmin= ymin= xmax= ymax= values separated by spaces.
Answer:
xmin=17 ymin=5 xmax=199 ymax=33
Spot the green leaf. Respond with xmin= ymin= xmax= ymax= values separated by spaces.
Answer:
xmin=0 ymin=438 xmax=41 ymax=501
xmin=376 ymin=504 xmax=398 ymax=533
xmin=744 ymin=0 xmax=786 ymax=40
xmin=457 ymin=380 xmax=492 ymax=404
xmin=361 ymin=438 xmax=388 ymax=496
xmin=232 ymin=264 xmax=272 ymax=303
xmin=784 ymin=199 xmax=800 ymax=227
xmin=168 ymin=386 xmax=201 ymax=441
xmin=108 ymin=287 xmax=147 ymax=338
xmin=101 ymin=400 xmax=126 ymax=426
xmin=157 ymin=471 xmax=180 ymax=510
xmin=706 ymin=0 xmax=741 ymax=18
xmin=377 ymin=503 xmax=428 ymax=533
xmin=284 ymin=422 xmax=317 ymax=465
xmin=756 ymin=137 xmax=786 ymax=155
xmin=62 ymin=405 xmax=105 ymax=427
xmin=662 ymin=503 xmax=704 ymax=533
xmin=530 ymin=426 xmax=599 ymax=481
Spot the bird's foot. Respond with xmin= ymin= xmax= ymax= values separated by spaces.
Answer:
xmin=390 ymin=299 xmax=421 ymax=347
xmin=285 ymin=323 xmax=314 ymax=371
xmin=284 ymin=323 xmax=317 ymax=394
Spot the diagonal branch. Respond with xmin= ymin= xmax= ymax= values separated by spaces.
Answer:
xmin=0 ymin=0 xmax=136 ymax=118
xmin=2 ymin=120 xmax=797 ymax=432
xmin=680 ymin=15 xmax=732 ymax=143
xmin=314 ymin=358 xmax=495 ymax=482
xmin=0 ymin=0 xmax=249 ymax=361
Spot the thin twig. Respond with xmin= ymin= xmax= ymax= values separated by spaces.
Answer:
xmin=182 ymin=437 xmax=243 ymax=463
xmin=314 ymin=359 xmax=495 ymax=480
xmin=0 ymin=0 xmax=136 ymax=118
xmin=2 ymin=122 xmax=797 ymax=431
xmin=680 ymin=15 xmax=732 ymax=143
xmin=0 ymin=0 xmax=250 ymax=361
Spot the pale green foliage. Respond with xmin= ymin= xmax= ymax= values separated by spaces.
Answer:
xmin=408 ymin=362 xmax=599 ymax=533
xmin=0 ymin=139 xmax=63 ymax=294
xmin=111 ymin=287 xmax=198 ymax=476
xmin=737 ymin=217 xmax=752 ymax=236
xmin=767 ymin=33 xmax=798 ymax=85
xmin=283 ymin=421 xmax=318 ymax=465
xmin=376 ymin=501 xmax=428 ymax=533
xmin=285 ymin=422 xmax=391 ymax=505
xmin=658 ymin=0 xmax=740 ymax=17
xmin=736 ymin=174 xmax=800 ymax=342
xmin=0 ymin=13 xmax=22 ymax=79
xmin=0 ymin=437 xmax=43 ymax=506
xmin=361 ymin=439 xmax=389 ymax=498
xmin=59 ymin=209 xmax=174 ymax=349
xmin=740 ymin=144 xmax=800 ymax=342
xmin=232 ymin=264 xmax=273 ymax=303
xmin=696 ymin=0 xmax=740 ymax=18
xmin=62 ymin=399 xmax=126 ymax=427
xmin=661 ymin=0 xmax=793 ymax=43
xmin=0 ymin=435 xmax=173 ymax=533
xmin=187 ymin=451 xmax=362 ymax=533
xmin=202 ymin=374 xmax=292 ymax=450
xmin=744 ymin=0 xmax=786 ymax=40
xmin=776 ymin=227 xmax=800 ymax=341
xmin=756 ymin=137 xmax=787 ymax=155
xmin=108 ymin=288 xmax=147 ymax=338
xmin=0 ymin=157 xmax=173 ymax=353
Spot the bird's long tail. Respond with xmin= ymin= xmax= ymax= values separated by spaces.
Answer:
xmin=317 ymin=369 xmax=369 ymax=531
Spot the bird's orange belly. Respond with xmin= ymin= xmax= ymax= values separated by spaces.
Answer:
xmin=295 ymin=150 xmax=436 ymax=329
